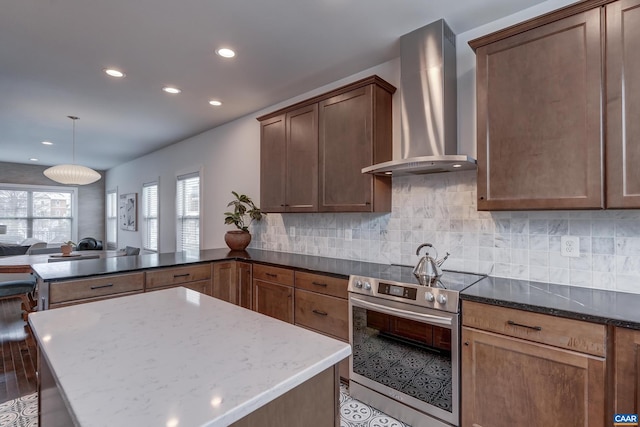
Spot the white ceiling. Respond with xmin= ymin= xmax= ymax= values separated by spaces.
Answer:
xmin=0 ymin=0 xmax=548 ymax=171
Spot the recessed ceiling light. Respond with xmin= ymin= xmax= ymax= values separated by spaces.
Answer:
xmin=162 ymin=86 xmax=181 ymax=94
xmin=29 ymin=158 xmax=39 ymax=162
xmin=104 ymin=68 xmax=126 ymax=78
xmin=209 ymin=100 xmax=222 ymax=106
xmin=41 ymin=141 xmax=53 ymax=146
xmin=452 ymin=164 xmax=462 ymax=168
xmin=215 ymin=48 xmax=235 ymax=58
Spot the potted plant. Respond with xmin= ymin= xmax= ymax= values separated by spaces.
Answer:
xmin=224 ymin=191 xmax=264 ymax=250
xmin=60 ymin=240 xmax=76 ymax=256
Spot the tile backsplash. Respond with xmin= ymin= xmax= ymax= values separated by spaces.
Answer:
xmin=251 ymin=170 xmax=640 ymax=294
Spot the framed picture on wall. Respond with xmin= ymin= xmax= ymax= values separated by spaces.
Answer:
xmin=119 ymin=193 xmax=138 ymax=231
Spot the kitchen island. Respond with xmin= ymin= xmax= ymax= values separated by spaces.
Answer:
xmin=28 ymin=287 xmax=350 ymax=427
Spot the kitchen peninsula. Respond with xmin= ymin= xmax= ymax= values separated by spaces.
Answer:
xmin=29 ymin=287 xmax=350 ymax=427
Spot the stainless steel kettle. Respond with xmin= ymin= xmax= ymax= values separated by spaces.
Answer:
xmin=413 ymin=243 xmax=450 ymax=286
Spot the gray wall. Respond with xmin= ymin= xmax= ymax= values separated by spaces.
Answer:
xmin=0 ymin=161 xmax=106 ymax=242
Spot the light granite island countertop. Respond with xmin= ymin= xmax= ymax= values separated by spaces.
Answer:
xmin=28 ymin=287 xmax=351 ymax=427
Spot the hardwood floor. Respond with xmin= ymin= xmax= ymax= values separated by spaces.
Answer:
xmin=0 ymin=297 xmax=37 ymax=403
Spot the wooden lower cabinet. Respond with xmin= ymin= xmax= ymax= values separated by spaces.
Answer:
xmin=145 ymin=264 xmax=212 ymax=296
xmin=293 ymin=271 xmax=349 ymax=381
xmin=212 ymin=261 xmax=253 ymax=309
xmin=146 ymin=280 xmax=210 ymax=295
xmin=294 ymin=289 xmax=348 ymax=341
xmin=253 ymin=279 xmax=294 ymax=324
xmin=614 ymin=327 xmax=640 ymax=416
xmin=48 ymin=272 xmax=144 ymax=308
xmin=461 ymin=301 xmax=606 ymax=427
xmin=237 ymin=261 xmax=252 ymax=309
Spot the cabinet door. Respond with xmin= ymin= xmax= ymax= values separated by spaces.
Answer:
xmin=260 ymin=114 xmax=287 ymax=213
xmin=475 ymin=9 xmax=603 ymax=210
xmin=212 ymin=261 xmax=238 ymax=304
xmin=319 ymin=85 xmax=376 ymax=212
xmin=285 ymin=104 xmax=318 ymax=212
xmin=607 ymin=0 xmax=640 ymax=207
xmin=253 ymin=279 xmax=294 ymax=323
xmin=614 ymin=327 xmax=640 ymax=416
xmin=237 ymin=261 xmax=252 ymax=310
xmin=461 ymin=327 xmax=605 ymax=427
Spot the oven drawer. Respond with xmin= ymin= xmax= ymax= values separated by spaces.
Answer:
xmin=49 ymin=272 xmax=145 ymax=304
xmin=462 ymin=301 xmax=606 ymax=357
xmin=295 ymin=289 xmax=348 ymax=341
xmin=295 ymin=271 xmax=347 ymax=299
xmin=253 ymin=264 xmax=294 ymax=286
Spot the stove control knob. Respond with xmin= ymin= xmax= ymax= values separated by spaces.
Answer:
xmin=354 ymin=280 xmax=363 ymax=289
xmin=437 ymin=294 xmax=448 ymax=305
xmin=364 ymin=282 xmax=372 ymax=291
xmin=425 ymin=292 xmax=435 ymax=302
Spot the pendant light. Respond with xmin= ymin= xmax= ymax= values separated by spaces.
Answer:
xmin=44 ymin=116 xmax=101 ymax=185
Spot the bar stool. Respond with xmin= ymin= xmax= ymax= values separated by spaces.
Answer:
xmin=0 ymin=277 xmax=37 ymax=321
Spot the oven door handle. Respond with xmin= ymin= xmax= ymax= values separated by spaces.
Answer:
xmin=350 ymin=296 xmax=453 ymax=326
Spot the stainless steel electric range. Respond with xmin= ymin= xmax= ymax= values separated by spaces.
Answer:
xmin=348 ymin=266 xmax=486 ymax=427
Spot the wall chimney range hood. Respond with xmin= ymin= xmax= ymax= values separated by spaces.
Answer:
xmin=363 ymin=19 xmax=476 ymax=176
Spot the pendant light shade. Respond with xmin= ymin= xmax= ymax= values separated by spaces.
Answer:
xmin=43 ymin=164 xmax=101 ymax=185
xmin=44 ymin=116 xmax=101 ymax=185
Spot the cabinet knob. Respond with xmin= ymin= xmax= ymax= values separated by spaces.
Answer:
xmin=464 ymin=341 xmax=470 ymax=346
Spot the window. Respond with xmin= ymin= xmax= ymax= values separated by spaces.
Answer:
xmin=142 ymin=182 xmax=158 ymax=252
xmin=0 ymin=184 xmax=77 ymax=244
xmin=106 ymin=190 xmax=117 ymax=250
xmin=176 ymin=172 xmax=200 ymax=252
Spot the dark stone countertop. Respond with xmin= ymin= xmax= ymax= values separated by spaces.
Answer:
xmin=461 ymin=275 xmax=640 ymax=330
xmin=31 ymin=248 xmax=402 ymax=283
xmin=32 ymin=247 xmax=640 ymax=330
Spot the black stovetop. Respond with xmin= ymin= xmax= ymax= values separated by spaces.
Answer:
xmin=358 ymin=264 xmax=486 ymax=292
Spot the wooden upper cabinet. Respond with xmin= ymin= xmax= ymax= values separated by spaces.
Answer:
xmin=285 ymin=104 xmax=318 ymax=212
xmin=258 ymin=75 xmax=395 ymax=213
xmin=474 ymin=8 xmax=603 ymax=210
xmin=606 ymin=0 xmax=640 ymax=207
xmin=319 ymin=83 xmax=393 ymax=212
xmin=260 ymin=114 xmax=287 ymax=213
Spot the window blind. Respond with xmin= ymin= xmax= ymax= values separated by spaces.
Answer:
xmin=0 ymin=185 xmax=75 ymax=244
xmin=176 ymin=172 xmax=200 ymax=252
xmin=142 ymin=182 xmax=158 ymax=252
xmin=106 ymin=190 xmax=117 ymax=249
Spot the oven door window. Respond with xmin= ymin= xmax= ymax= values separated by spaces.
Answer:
xmin=352 ymin=305 xmax=453 ymax=413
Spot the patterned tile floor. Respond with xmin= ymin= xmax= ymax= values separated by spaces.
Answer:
xmin=340 ymin=384 xmax=411 ymax=427
xmin=0 ymin=386 xmax=410 ymax=427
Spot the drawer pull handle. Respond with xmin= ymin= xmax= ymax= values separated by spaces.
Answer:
xmin=173 ymin=273 xmax=190 ymax=278
xmin=91 ymin=283 xmax=114 ymax=290
xmin=507 ymin=320 xmax=542 ymax=331
xmin=312 ymin=281 xmax=328 ymax=287
xmin=312 ymin=309 xmax=328 ymax=316
xmin=265 ymin=273 xmax=278 ymax=278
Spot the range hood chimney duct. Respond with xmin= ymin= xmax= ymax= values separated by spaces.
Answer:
xmin=362 ymin=19 xmax=476 ymax=176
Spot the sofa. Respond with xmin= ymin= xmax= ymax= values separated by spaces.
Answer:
xmin=0 ymin=244 xmax=31 ymax=257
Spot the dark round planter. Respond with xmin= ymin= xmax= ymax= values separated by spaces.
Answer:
xmin=225 ymin=230 xmax=251 ymax=251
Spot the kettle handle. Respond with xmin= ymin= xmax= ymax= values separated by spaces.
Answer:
xmin=416 ymin=243 xmax=438 ymax=259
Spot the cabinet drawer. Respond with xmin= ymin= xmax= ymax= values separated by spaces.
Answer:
xmin=295 ymin=271 xmax=347 ymax=299
xmin=146 ymin=280 xmax=211 ymax=296
xmin=253 ymin=264 xmax=294 ymax=286
xmin=49 ymin=291 xmax=143 ymax=309
xmin=145 ymin=264 xmax=211 ymax=289
xmin=295 ymin=289 xmax=348 ymax=341
xmin=49 ymin=272 xmax=144 ymax=304
xmin=462 ymin=301 xmax=606 ymax=357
